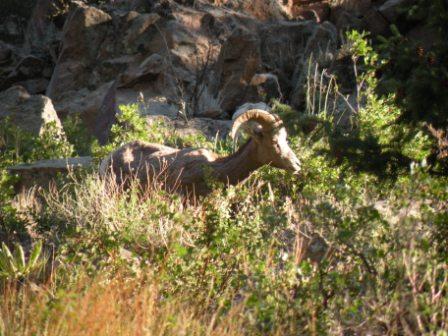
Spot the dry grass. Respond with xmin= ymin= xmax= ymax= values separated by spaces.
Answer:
xmin=0 ymin=272 xmax=250 ymax=336
xmin=0 ymin=173 xmax=317 ymax=335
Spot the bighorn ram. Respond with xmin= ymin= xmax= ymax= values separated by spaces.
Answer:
xmin=99 ymin=109 xmax=301 ymax=197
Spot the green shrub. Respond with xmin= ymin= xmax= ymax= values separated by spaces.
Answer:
xmin=362 ymin=0 xmax=448 ymax=169
xmin=0 ymin=119 xmax=73 ymax=164
xmin=285 ymin=31 xmax=436 ymax=177
xmin=377 ymin=0 xmax=448 ymax=128
xmin=92 ymin=104 xmax=231 ymax=160
xmin=0 ymin=241 xmax=45 ymax=283
xmin=0 ymin=119 xmax=74 ymax=249
xmin=63 ymin=115 xmax=95 ymax=157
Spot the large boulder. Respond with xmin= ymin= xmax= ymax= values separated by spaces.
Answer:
xmin=122 ymin=13 xmax=162 ymax=54
xmin=0 ymin=42 xmax=13 ymax=64
xmin=46 ymin=3 xmax=113 ymax=101
xmin=362 ymin=8 xmax=389 ymax=35
xmin=0 ymin=15 xmax=27 ymax=44
xmin=0 ymin=86 xmax=63 ymax=136
xmin=331 ymin=0 xmax=372 ymax=15
xmin=378 ymin=0 xmax=412 ymax=22
xmin=330 ymin=7 xmax=364 ymax=32
xmin=259 ymin=21 xmax=337 ymax=107
xmin=24 ymin=0 xmax=62 ymax=55
xmin=210 ymin=27 xmax=262 ymax=114
xmin=174 ymin=117 xmax=232 ymax=139
xmin=291 ymin=2 xmax=331 ymax=22
xmin=0 ymin=55 xmax=52 ymax=94
xmin=53 ymin=80 xmax=119 ymax=143
xmin=215 ymin=0 xmax=289 ymax=20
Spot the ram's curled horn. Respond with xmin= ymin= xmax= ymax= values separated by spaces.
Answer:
xmin=230 ymin=109 xmax=283 ymax=140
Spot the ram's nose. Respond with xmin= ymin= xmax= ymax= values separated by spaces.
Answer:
xmin=288 ymin=155 xmax=301 ymax=173
xmin=292 ymin=161 xmax=301 ymax=174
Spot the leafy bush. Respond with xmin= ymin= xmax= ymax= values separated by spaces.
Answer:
xmin=63 ymin=115 xmax=95 ymax=157
xmin=377 ymin=0 xmax=448 ymax=127
xmin=91 ymin=104 xmax=150 ymax=159
xmin=284 ymin=31 xmax=436 ymax=177
xmin=91 ymin=104 xmax=228 ymax=160
xmin=0 ymin=241 xmax=44 ymax=283
xmin=0 ymin=119 xmax=73 ymax=164
xmin=363 ymin=0 xmax=448 ymax=168
xmin=0 ymin=119 xmax=74 ymax=261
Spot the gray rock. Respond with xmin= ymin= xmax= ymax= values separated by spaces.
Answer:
xmin=0 ymin=86 xmax=63 ymax=136
xmin=232 ymin=102 xmax=271 ymax=119
xmin=46 ymin=4 xmax=113 ymax=101
xmin=211 ymin=27 xmax=262 ymax=113
xmin=123 ymin=13 xmax=161 ymax=53
xmin=7 ymin=157 xmax=93 ymax=193
xmin=15 ymin=55 xmax=47 ymax=78
xmin=8 ymin=157 xmax=93 ymax=173
xmin=0 ymin=15 xmax=26 ymax=44
xmin=16 ymin=78 xmax=50 ymax=94
xmin=250 ymin=73 xmax=282 ymax=101
xmin=330 ymin=8 xmax=364 ymax=32
xmin=379 ymin=0 xmax=411 ymax=22
xmin=24 ymin=0 xmax=61 ymax=54
xmin=0 ymin=55 xmax=51 ymax=92
xmin=139 ymin=96 xmax=179 ymax=118
xmin=174 ymin=118 xmax=232 ymax=140
xmin=118 ymin=53 xmax=167 ymax=88
xmin=363 ymin=8 xmax=389 ymax=35
xmin=93 ymin=81 xmax=119 ymax=145
xmin=330 ymin=0 xmax=372 ymax=15
xmin=265 ymin=21 xmax=338 ymax=107
xmin=291 ymin=2 xmax=331 ymax=22
xmin=52 ymin=81 xmax=119 ymax=143
xmin=0 ymin=42 xmax=12 ymax=64
xmin=217 ymin=0 xmax=289 ymax=21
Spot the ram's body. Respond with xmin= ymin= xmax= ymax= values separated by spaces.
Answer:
xmin=100 ymin=109 xmax=301 ymax=197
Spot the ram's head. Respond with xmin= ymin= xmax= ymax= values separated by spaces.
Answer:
xmin=231 ymin=109 xmax=301 ymax=173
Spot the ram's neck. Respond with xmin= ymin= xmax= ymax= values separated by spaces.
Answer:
xmin=211 ymin=139 xmax=262 ymax=185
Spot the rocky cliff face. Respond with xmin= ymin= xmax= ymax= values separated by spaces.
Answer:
xmin=0 ymin=0 xmax=419 ymax=142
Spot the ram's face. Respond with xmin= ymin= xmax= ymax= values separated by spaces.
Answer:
xmin=254 ymin=127 xmax=301 ymax=173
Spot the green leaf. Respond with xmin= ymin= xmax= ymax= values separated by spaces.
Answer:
xmin=1 ymin=243 xmax=17 ymax=275
xmin=0 ymin=251 xmax=13 ymax=275
xmin=27 ymin=241 xmax=43 ymax=271
xmin=13 ymin=243 xmax=26 ymax=272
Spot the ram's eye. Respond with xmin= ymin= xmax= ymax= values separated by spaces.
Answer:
xmin=254 ymin=128 xmax=263 ymax=137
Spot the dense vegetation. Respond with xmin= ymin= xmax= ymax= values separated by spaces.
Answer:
xmin=0 ymin=28 xmax=447 ymax=336
xmin=374 ymin=0 xmax=448 ymax=169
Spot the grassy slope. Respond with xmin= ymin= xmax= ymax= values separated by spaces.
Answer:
xmin=0 ymin=102 xmax=447 ymax=335
xmin=1 ymin=29 xmax=447 ymax=333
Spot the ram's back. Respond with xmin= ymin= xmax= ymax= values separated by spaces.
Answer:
xmin=100 ymin=140 xmax=219 ymax=195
